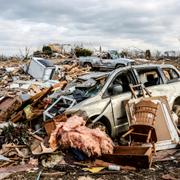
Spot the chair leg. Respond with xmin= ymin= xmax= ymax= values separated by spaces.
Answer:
xmin=152 ymin=143 xmax=156 ymax=155
xmin=147 ymin=129 xmax=152 ymax=143
xmin=122 ymin=128 xmax=134 ymax=138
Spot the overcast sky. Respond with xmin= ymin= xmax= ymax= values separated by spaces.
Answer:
xmin=0 ymin=0 xmax=180 ymax=55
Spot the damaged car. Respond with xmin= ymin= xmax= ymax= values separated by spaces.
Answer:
xmin=79 ymin=50 xmax=135 ymax=70
xmin=43 ymin=72 xmax=109 ymax=121
xmin=65 ymin=64 xmax=180 ymax=137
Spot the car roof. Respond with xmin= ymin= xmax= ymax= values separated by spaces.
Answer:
xmin=111 ymin=63 xmax=178 ymax=75
xmin=133 ymin=63 xmax=175 ymax=69
xmin=78 ymin=64 xmax=177 ymax=81
xmin=117 ymin=63 xmax=175 ymax=71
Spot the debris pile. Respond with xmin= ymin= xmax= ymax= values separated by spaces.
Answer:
xmin=0 ymin=57 xmax=90 ymax=98
xmin=104 ymin=84 xmax=180 ymax=168
xmin=0 ymin=57 xmax=179 ymax=179
xmin=59 ymin=63 xmax=91 ymax=82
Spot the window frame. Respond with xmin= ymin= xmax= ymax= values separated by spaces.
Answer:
xmin=102 ymin=69 xmax=136 ymax=98
xmin=134 ymin=67 xmax=165 ymax=87
xmin=161 ymin=67 xmax=180 ymax=84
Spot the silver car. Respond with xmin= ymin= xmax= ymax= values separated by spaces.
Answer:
xmin=79 ymin=51 xmax=135 ymax=70
xmin=66 ymin=64 xmax=180 ymax=137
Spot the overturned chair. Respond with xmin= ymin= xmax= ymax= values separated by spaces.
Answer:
xmin=122 ymin=99 xmax=158 ymax=149
xmin=123 ymin=83 xmax=179 ymax=151
xmin=105 ymin=84 xmax=179 ymax=168
xmin=122 ymin=84 xmax=158 ymax=152
xmin=103 ymin=85 xmax=157 ymax=168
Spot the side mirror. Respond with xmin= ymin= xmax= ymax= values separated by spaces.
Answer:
xmin=108 ymin=84 xmax=123 ymax=95
xmin=113 ymin=85 xmax=123 ymax=95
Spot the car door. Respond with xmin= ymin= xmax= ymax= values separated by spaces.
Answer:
xmin=103 ymin=68 xmax=137 ymax=134
xmin=99 ymin=59 xmax=112 ymax=68
xmin=99 ymin=52 xmax=113 ymax=68
xmin=160 ymin=67 xmax=180 ymax=108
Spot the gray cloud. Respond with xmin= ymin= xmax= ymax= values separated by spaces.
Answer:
xmin=0 ymin=0 xmax=180 ymax=55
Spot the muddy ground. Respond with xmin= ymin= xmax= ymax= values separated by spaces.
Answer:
xmin=3 ymin=157 xmax=180 ymax=180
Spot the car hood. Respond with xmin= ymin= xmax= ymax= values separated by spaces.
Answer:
xmin=115 ymin=58 xmax=135 ymax=63
xmin=65 ymin=93 xmax=102 ymax=114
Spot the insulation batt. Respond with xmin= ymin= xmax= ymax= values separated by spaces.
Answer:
xmin=49 ymin=115 xmax=114 ymax=157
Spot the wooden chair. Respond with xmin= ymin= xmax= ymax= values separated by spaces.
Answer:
xmin=132 ymin=100 xmax=158 ymax=126
xmin=122 ymin=84 xmax=158 ymax=152
xmin=123 ymin=100 xmax=158 ymax=142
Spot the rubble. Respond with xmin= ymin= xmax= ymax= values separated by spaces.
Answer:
xmin=0 ymin=57 xmax=90 ymax=98
xmin=102 ymin=146 xmax=152 ymax=168
xmin=0 ymin=57 xmax=179 ymax=179
xmin=41 ymin=153 xmax=65 ymax=168
xmin=0 ymin=96 xmax=22 ymax=122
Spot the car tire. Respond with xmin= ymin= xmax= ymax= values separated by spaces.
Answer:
xmin=90 ymin=121 xmax=110 ymax=136
xmin=115 ymin=64 xmax=125 ymax=69
xmin=84 ymin=62 xmax=92 ymax=69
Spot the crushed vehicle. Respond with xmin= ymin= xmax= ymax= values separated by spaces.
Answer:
xmin=65 ymin=64 xmax=180 ymax=137
xmin=79 ymin=50 xmax=135 ymax=70
xmin=43 ymin=72 xmax=109 ymax=121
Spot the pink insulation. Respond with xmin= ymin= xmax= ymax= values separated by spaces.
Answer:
xmin=49 ymin=115 xmax=114 ymax=157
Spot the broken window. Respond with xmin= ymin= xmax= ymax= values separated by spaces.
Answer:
xmin=106 ymin=70 xmax=135 ymax=96
xmin=162 ymin=68 xmax=179 ymax=82
xmin=137 ymin=68 xmax=162 ymax=87
xmin=101 ymin=52 xmax=109 ymax=59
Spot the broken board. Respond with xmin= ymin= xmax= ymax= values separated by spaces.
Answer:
xmin=102 ymin=146 xmax=152 ymax=168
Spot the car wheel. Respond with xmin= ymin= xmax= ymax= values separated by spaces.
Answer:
xmin=115 ymin=64 xmax=125 ymax=69
xmin=91 ymin=121 xmax=110 ymax=135
xmin=84 ymin=62 xmax=92 ymax=69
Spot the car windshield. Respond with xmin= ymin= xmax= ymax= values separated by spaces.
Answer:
xmin=109 ymin=50 xmax=120 ymax=59
xmin=65 ymin=73 xmax=110 ymax=102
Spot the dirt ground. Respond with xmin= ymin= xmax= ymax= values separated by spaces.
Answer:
xmin=3 ymin=157 xmax=180 ymax=180
xmin=4 ymin=149 xmax=180 ymax=180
